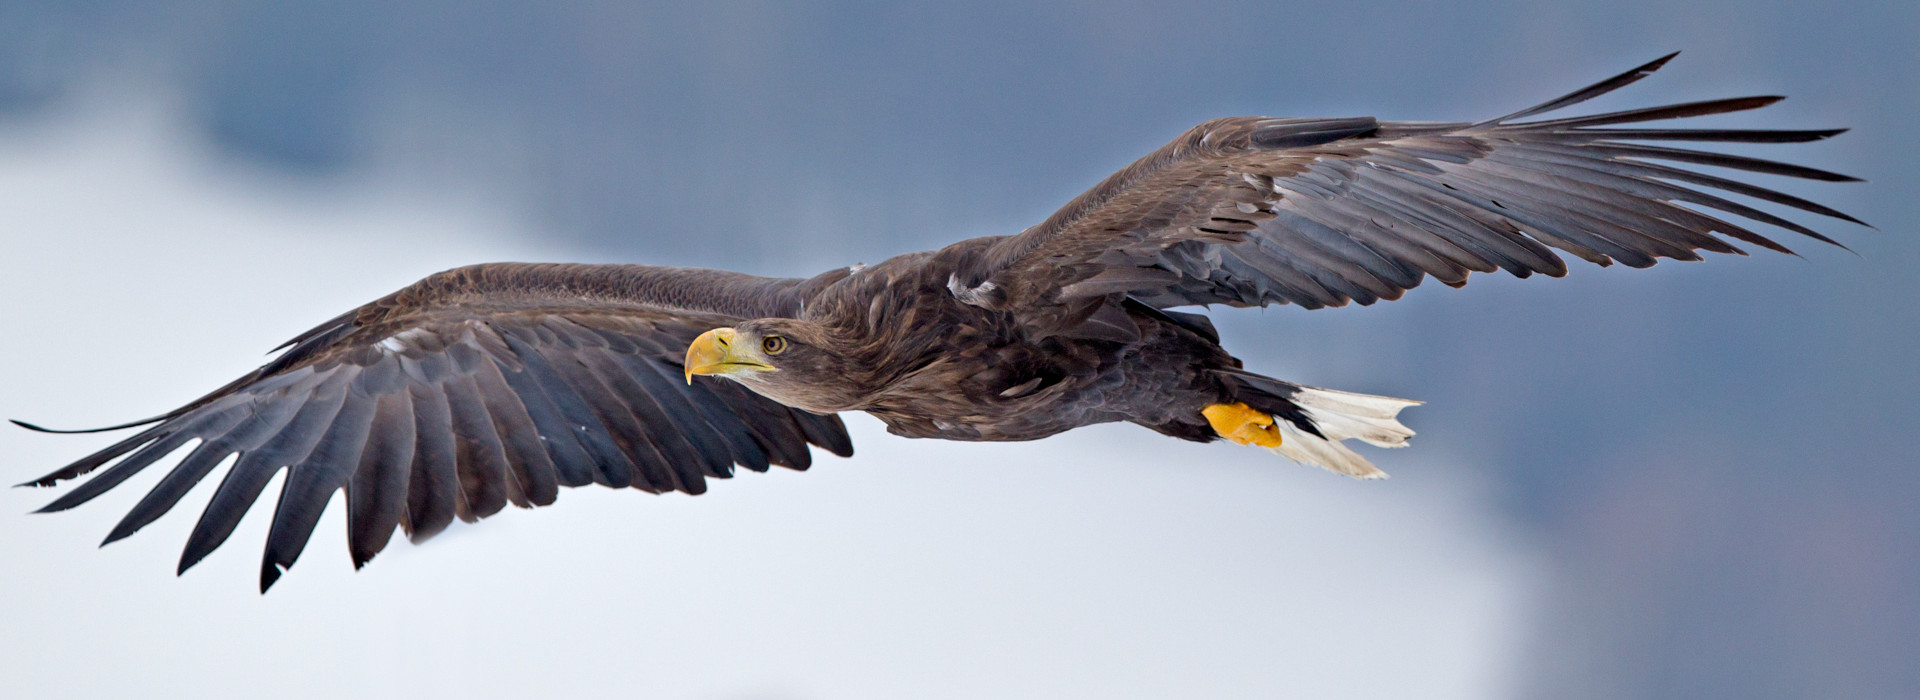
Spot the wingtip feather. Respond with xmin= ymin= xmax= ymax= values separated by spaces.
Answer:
xmin=1644 ymin=50 xmax=1682 ymax=72
xmin=10 ymin=415 xmax=167 ymax=434
xmin=101 ymin=521 xmax=139 ymax=547
xmin=1476 ymin=52 xmax=1685 ymax=127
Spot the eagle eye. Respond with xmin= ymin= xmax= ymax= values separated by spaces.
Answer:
xmin=762 ymin=335 xmax=789 ymax=354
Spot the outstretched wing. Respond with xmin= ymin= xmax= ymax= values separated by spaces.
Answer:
xmin=20 ymin=263 xmax=854 ymax=591
xmin=972 ymin=53 xmax=1865 ymax=315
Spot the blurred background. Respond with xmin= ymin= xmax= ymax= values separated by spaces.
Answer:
xmin=1 ymin=2 xmax=1914 ymax=698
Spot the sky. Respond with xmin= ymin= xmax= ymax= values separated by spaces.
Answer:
xmin=1 ymin=2 xmax=1915 ymax=698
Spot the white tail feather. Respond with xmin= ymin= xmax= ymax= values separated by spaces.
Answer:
xmin=1268 ymin=386 xmax=1422 ymax=479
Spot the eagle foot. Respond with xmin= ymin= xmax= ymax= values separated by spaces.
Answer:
xmin=1202 ymin=402 xmax=1283 ymax=448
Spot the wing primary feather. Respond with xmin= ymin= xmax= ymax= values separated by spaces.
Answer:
xmin=102 ymin=443 xmax=236 ymax=546
xmin=1562 ymin=127 xmax=1848 ymax=143
xmin=178 ymin=461 xmax=285 ymax=575
xmin=1322 ymin=186 xmax=1522 ymax=275
xmin=1505 ymin=141 xmax=1850 ymax=245
xmin=441 ymin=375 xmax=516 ymax=516
xmin=1356 ymin=171 xmax=1567 ymax=274
xmin=1488 ymin=142 xmax=1825 ymax=250
xmin=1222 ymin=242 xmax=1347 ymax=308
xmin=1394 ymin=171 xmax=1619 ymax=265
xmin=1330 ymin=189 xmax=1523 ymax=278
xmin=1429 ymin=168 xmax=1678 ymax=266
xmin=499 ymin=330 xmax=638 ymax=489
xmin=179 ymin=373 xmax=352 ymax=576
xmin=487 ymin=353 xmax=599 ymax=488
xmin=19 ymin=423 xmax=172 ymax=487
xmin=582 ymin=351 xmax=719 ymax=485
xmin=102 ymin=382 xmax=315 ymax=545
xmin=1272 ymin=201 xmax=1472 ymax=284
xmin=575 ymin=351 xmax=711 ymax=493
xmin=468 ymin=357 xmax=560 ymax=506
xmin=1616 ymin=158 xmax=1869 ymax=226
xmin=1488 ymin=156 xmax=1750 ymax=253
xmin=542 ymin=346 xmax=676 ymax=492
xmin=260 ymin=389 xmax=377 ymax=592
xmin=1463 ymin=158 xmax=1736 ymax=256
xmin=1247 ymin=222 xmax=1394 ymax=303
xmin=678 ymin=379 xmax=774 ymax=472
xmin=1297 ymin=191 xmax=1501 ymax=274
xmin=10 ymin=415 xmax=169 ymax=435
xmin=346 ymin=390 xmax=414 ymax=569
xmin=1474 ymin=52 xmax=1680 ymax=126
xmin=1585 ymin=142 xmax=1860 ymax=182
xmin=1436 ymin=163 xmax=1685 ymax=264
xmin=33 ymin=410 xmax=236 ymax=512
xmin=1508 ymin=96 xmax=1784 ymax=130
xmin=613 ymin=354 xmax=739 ymax=479
xmin=1215 ymin=218 xmax=1352 ymax=307
xmin=1259 ymin=203 xmax=1423 ymax=290
xmin=402 ymin=384 xmax=461 ymax=541
xmin=791 ymin=411 xmax=854 ymax=458
xmin=703 ymin=380 xmax=814 ymax=469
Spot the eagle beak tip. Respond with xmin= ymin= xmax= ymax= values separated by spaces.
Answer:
xmin=685 ymin=327 xmax=743 ymax=382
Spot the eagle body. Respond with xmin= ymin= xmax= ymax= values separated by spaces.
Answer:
xmin=739 ymin=237 xmax=1242 ymax=443
xmin=18 ymin=54 xmax=1869 ymax=591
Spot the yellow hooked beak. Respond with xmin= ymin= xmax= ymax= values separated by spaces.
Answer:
xmin=684 ymin=327 xmax=776 ymax=384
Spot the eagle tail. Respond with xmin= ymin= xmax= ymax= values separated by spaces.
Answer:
xmin=1224 ymin=373 xmax=1421 ymax=479
xmin=1272 ymin=386 xmax=1421 ymax=479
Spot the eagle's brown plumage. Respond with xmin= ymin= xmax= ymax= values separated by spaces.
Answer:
xmin=20 ymin=54 xmax=1866 ymax=591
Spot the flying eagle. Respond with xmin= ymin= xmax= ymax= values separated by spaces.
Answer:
xmin=19 ymin=54 xmax=1865 ymax=592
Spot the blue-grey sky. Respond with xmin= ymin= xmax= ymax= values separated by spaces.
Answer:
xmin=1 ymin=2 xmax=1915 ymax=698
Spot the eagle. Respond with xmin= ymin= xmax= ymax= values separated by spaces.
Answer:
xmin=18 ymin=54 xmax=1865 ymax=592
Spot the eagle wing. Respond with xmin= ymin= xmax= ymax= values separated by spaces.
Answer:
xmin=22 ymin=263 xmax=853 ymax=591
xmin=972 ymin=53 xmax=1865 ymax=315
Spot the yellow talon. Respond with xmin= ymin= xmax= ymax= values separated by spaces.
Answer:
xmin=1203 ymin=402 xmax=1284 ymax=448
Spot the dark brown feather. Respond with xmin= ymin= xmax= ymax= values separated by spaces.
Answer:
xmin=28 ymin=264 xmax=855 ymax=587
xmin=346 ymin=391 xmax=415 ymax=569
xmin=975 ymin=55 xmax=1861 ymax=313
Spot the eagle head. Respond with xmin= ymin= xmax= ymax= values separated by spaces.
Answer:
xmin=683 ymin=319 xmax=868 ymax=413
